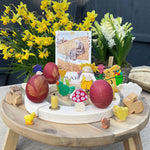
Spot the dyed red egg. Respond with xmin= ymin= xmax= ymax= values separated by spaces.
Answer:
xmin=26 ymin=75 xmax=49 ymax=103
xmin=43 ymin=62 xmax=60 ymax=84
xmin=90 ymin=80 xmax=113 ymax=108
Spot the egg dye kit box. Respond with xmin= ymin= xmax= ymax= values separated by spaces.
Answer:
xmin=55 ymin=31 xmax=91 ymax=83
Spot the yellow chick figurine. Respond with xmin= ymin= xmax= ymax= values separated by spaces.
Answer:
xmin=113 ymin=105 xmax=128 ymax=121
xmin=24 ymin=112 xmax=36 ymax=125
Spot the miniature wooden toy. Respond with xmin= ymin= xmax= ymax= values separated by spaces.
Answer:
xmin=50 ymin=93 xmax=59 ymax=110
xmin=103 ymin=65 xmax=121 ymax=92
xmin=24 ymin=84 xmax=121 ymax=124
xmin=101 ymin=117 xmax=110 ymax=129
xmin=24 ymin=112 xmax=36 ymax=125
xmin=113 ymin=105 xmax=128 ymax=121
xmin=123 ymin=92 xmax=144 ymax=114
xmin=115 ymin=70 xmax=123 ymax=86
xmin=96 ymin=64 xmax=105 ymax=80
xmin=79 ymin=63 xmax=98 ymax=92
xmin=59 ymin=69 xmax=67 ymax=83
xmin=56 ymin=80 xmax=75 ymax=96
xmin=72 ymin=89 xmax=88 ymax=112
xmin=5 ymin=86 xmax=22 ymax=106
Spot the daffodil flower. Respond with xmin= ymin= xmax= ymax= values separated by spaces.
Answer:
xmin=87 ymin=10 xmax=98 ymax=22
xmin=38 ymin=50 xmax=49 ymax=59
xmin=0 ymin=16 xmax=10 ymax=25
xmin=0 ymin=0 xmax=97 ymax=80
xmin=4 ymin=5 xmax=11 ymax=14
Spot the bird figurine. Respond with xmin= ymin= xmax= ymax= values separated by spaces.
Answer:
xmin=24 ymin=112 xmax=36 ymax=125
xmin=56 ymin=81 xmax=75 ymax=96
xmin=113 ymin=105 xmax=128 ymax=121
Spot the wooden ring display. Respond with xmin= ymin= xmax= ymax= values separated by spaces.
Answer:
xmin=25 ymin=84 xmax=120 ymax=124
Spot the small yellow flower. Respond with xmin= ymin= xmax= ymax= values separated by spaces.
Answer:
xmin=59 ymin=69 xmax=66 ymax=77
xmin=28 ymin=12 xmax=36 ymax=21
xmin=37 ymin=26 xmax=44 ymax=33
xmin=9 ymin=48 xmax=14 ymax=53
xmin=0 ymin=16 xmax=10 ymax=25
xmin=0 ymin=30 xmax=8 ymax=36
xmin=27 ymin=41 xmax=34 ymax=47
xmin=22 ymin=49 xmax=35 ymax=60
xmin=22 ymin=36 xmax=27 ymax=41
xmin=34 ymin=36 xmax=41 ymax=45
xmin=31 ymin=21 xmax=37 ymax=28
xmin=11 ymin=12 xmax=21 ymax=24
xmin=87 ymin=10 xmax=97 ymax=22
xmin=52 ymin=2 xmax=60 ymax=11
xmin=76 ymin=23 xmax=84 ymax=30
xmin=83 ymin=18 xmax=92 ymax=30
xmin=38 ymin=45 xmax=43 ymax=50
xmin=43 ymin=37 xmax=54 ymax=46
xmin=38 ymin=50 xmax=49 ymax=59
xmin=16 ymin=2 xmax=27 ymax=16
xmin=15 ymin=53 xmax=21 ymax=59
xmin=56 ymin=11 xmax=62 ymax=18
xmin=4 ymin=5 xmax=11 ymax=14
xmin=13 ymin=40 xmax=18 ymax=44
xmin=24 ymin=30 xmax=30 ymax=36
xmin=60 ymin=17 xmax=69 ymax=25
xmin=40 ymin=0 xmax=50 ymax=10
xmin=29 ymin=34 xmax=34 ymax=41
xmin=65 ymin=21 xmax=73 ymax=30
xmin=45 ymin=10 xmax=56 ymax=22
xmin=2 ymin=47 xmax=12 ymax=60
xmin=17 ymin=2 xmax=27 ymax=10
xmin=12 ymin=31 xmax=17 ymax=37
xmin=43 ymin=39 xmax=50 ymax=46
xmin=0 ymin=43 xmax=6 ymax=50
xmin=61 ymin=0 xmax=71 ymax=11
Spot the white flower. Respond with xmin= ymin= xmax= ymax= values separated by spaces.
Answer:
xmin=101 ymin=21 xmax=116 ymax=48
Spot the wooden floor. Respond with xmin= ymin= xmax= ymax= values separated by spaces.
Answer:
xmin=0 ymin=85 xmax=150 ymax=150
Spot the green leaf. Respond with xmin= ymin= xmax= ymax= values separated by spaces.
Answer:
xmin=122 ymin=32 xmax=133 ymax=61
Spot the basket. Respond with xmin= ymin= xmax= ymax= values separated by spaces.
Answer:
xmin=121 ymin=64 xmax=132 ymax=83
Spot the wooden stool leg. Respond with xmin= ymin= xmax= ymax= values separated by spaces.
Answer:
xmin=123 ymin=133 xmax=143 ymax=150
xmin=2 ymin=128 xmax=19 ymax=150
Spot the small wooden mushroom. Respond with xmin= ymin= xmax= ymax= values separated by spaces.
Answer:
xmin=72 ymin=89 xmax=88 ymax=112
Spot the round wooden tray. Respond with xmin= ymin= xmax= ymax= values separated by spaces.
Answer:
xmin=1 ymin=96 xmax=149 ymax=148
xmin=25 ymin=84 xmax=120 ymax=124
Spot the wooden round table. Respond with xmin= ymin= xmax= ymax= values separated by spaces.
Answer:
xmin=1 ymin=96 xmax=149 ymax=150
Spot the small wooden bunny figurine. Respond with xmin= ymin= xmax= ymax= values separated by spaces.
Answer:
xmin=103 ymin=65 xmax=120 ymax=92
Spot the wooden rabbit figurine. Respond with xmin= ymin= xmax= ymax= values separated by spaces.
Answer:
xmin=103 ymin=65 xmax=120 ymax=92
